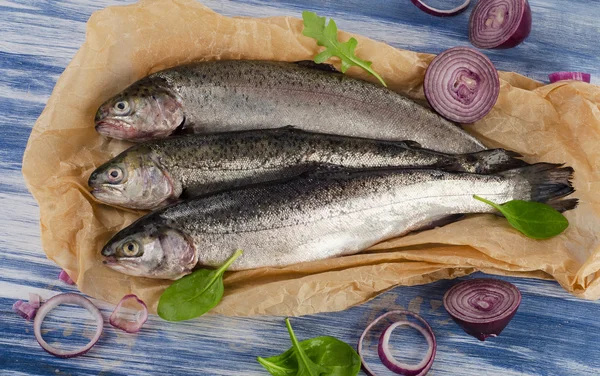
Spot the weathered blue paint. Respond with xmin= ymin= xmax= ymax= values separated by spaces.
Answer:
xmin=1 ymin=1 xmax=599 ymax=375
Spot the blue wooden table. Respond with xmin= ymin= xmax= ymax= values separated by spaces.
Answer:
xmin=2 ymin=1 xmax=600 ymax=375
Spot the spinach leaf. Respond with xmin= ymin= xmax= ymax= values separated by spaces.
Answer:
xmin=474 ymin=195 xmax=569 ymax=239
xmin=302 ymin=11 xmax=387 ymax=87
xmin=257 ymin=318 xmax=361 ymax=376
xmin=157 ymin=249 xmax=242 ymax=321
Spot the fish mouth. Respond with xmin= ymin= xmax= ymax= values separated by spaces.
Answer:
xmin=102 ymin=256 xmax=118 ymax=265
xmin=95 ymin=120 xmax=136 ymax=140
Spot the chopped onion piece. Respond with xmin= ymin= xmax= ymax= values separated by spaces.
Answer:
xmin=358 ymin=310 xmax=437 ymax=376
xmin=549 ymin=72 xmax=591 ymax=83
xmin=109 ymin=294 xmax=148 ymax=333
xmin=411 ymin=0 xmax=471 ymax=17
xmin=33 ymin=293 xmax=104 ymax=358
xmin=58 ymin=269 xmax=75 ymax=285
xmin=29 ymin=293 xmax=42 ymax=309
xmin=424 ymin=46 xmax=500 ymax=123
xmin=13 ymin=300 xmax=38 ymax=320
xmin=469 ymin=0 xmax=532 ymax=49
xmin=443 ymin=278 xmax=521 ymax=341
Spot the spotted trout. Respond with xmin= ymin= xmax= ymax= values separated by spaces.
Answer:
xmin=95 ymin=60 xmax=485 ymax=153
xmin=101 ymin=163 xmax=576 ymax=279
xmin=89 ymin=127 xmax=525 ymax=210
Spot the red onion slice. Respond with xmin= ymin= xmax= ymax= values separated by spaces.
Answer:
xmin=411 ymin=0 xmax=471 ymax=17
xmin=549 ymin=72 xmax=591 ymax=84
xmin=58 ymin=269 xmax=75 ymax=285
xmin=424 ymin=46 xmax=500 ymax=123
xmin=109 ymin=294 xmax=148 ymax=333
xmin=443 ymin=278 xmax=521 ymax=341
xmin=358 ymin=310 xmax=437 ymax=376
xmin=33 ymin=293 xmax=104 ymax=358
xmin=469 ymin=0 xmax=532 ymax=49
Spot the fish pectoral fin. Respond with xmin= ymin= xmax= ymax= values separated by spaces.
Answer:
xmin=409 ymin=214 xmax=466 ymax=234
xmin=293 ymin=60 xmax=340 ymax=73
xmin=395 ymin=140 xmax=422 ymax=149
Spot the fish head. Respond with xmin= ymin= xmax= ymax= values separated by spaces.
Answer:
xmin=89 ymin=147 xmax=177 ymax=210
xmin=95 ymin=78 xmax=184 ymax=141
xmin=102 ymin=221 xmax=197 ymax=280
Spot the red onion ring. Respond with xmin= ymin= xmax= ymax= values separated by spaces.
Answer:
xmin=358 ymin=310 xmax=437 ymax=376
xmin=424 ymin=46 xmax=500 ymax=123
xmin=411 ymin=0 xmax=471 ymax=17
xmin=109 ymin=294 xmax=148 ymax=333
xmin=58 ymin=269 xmax=75 ymax=285
xmin=549 ymin=72 xmax=591 ymax=84
xmin=469 ymin=0 xmax=532 ymax=49
xmin=33 ymin=293 xmax=104 ymax=358
xmin=443 ymin=278 xmax=521 ymax=341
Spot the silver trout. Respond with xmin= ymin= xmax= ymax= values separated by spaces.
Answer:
xmin=101 ymin=164 xmax=576 ymax=279
xmin=88 ymin=127 xmax=525 ymax=210
xmin=94 ymin=60 xmax=485 ymax=153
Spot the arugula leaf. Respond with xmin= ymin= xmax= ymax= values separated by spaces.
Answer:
xmin=302 ymin=11 xmax=387 ymax=87
xmin=157 ymin=249 xmax=242 ymax=321
xmin=474 ymin=195 xmax=569 ymax=239
xmin=257 ymin=318 xmax=361 ymax=376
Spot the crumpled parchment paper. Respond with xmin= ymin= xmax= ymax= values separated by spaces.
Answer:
xmin=22 ymin=0 xmax=600 ymax=316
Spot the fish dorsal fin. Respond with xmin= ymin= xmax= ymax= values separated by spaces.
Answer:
xmin=293 ymin=60 xmax=340 ymax=73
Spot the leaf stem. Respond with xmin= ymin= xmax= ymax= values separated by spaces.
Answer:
xmin=473 ymin=194 xmax=503 ymax=211
xmin=215 ymin=249 xmax=243 ymax=275
xmin=285 ymin=318 xmax=319 ymax=376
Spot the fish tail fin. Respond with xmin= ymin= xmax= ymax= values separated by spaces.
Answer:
xmin=546 ymin=198 xmax=579 ymax=213
xmin=455 ymin=149 xmax=528 ymax=174
xmin=500 ymin=163 xmax=575 ymax=203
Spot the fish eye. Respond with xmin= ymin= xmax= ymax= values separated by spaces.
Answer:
xmin=106 ymin=167 xmax=124 ymax=183
xmin=113 ymin=100 xmax=131 ymax=115
xmin=121 ymin=241 xmax=141 ymax=257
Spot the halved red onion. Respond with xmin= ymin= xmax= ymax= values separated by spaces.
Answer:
xmin=58 ymin=269 xmax=75 ymax=285
xmin=29 ymin=293 xmax=42 ymax=309
xmin=13 ymin=300 xmax=38 ymax=320
xmin=33 ymin=293 xmax=104 ymax=358
xmin=109 ymin=294 xmax=148 ymax=333
xmin=443 ymin=278 xmax=521 ymax=341
xmin=469 ymin=0 xmax=532 ymax=49
xmin=411 ymin=0 xmax=471 ymax=17
xmin=424 ymin=46 xmax=500 ymax=123
xmin=358 ymin=310 xmax=436 ymax=376
xmin=549 ymin=72 xmax=591 ymax=84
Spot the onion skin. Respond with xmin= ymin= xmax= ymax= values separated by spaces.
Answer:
xmin=469 ymin=0 xmax=532 ymax=49
xmin=443 ymin=278 xmax=522 ymax=341
xmin=497 ymin=0 xmax=532 ymax=49
xmin=450 ymin=308 xmax=518 ymax=341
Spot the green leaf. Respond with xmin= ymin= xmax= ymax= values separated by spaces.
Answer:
xmin=473 ymin=195 xmax=569 ymax=239
xmin=302 ymin=11 xmax=387 ymax=87
xmin=157 ymin=249 xmax=243 ymax=321
xmin=257 ymin=319 xmax=361 ymax=376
